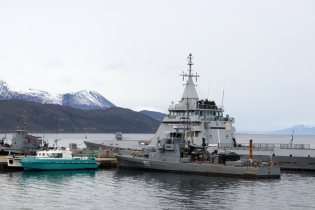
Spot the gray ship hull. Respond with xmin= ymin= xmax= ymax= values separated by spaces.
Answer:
xmin=215 ymin=145 xmax=315 ymax=171
xmin=83 ymin=141 xmax=109 ymax=150
xmin=115 ymin=155 xmax=280 ymax=179
xmin=84 ymin=140 xmax=146 ymax=150
xmin=237 ymin=154 xmax=315 ymax=171
xmin=0 ymin=146 xmax=23 ymax=155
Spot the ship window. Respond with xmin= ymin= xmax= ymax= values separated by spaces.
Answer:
xmin=195 ymin=111 xmax=200 ymax=115
xmin=219 ymin=112 xmax=223 ymax=117
xmin=52 ymin=153 xmax=62 ymax=158
xmin=195 ymin=131 xmax=199 ymax=137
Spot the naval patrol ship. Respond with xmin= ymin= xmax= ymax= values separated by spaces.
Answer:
xmin=115 ymin=54 xmax=280 ymax=178
xmin=116 ymin=53 xmax=315 ymax=171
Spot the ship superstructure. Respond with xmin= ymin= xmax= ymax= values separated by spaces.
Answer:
xmin=150 ymin=53 xmax=236 ymax=148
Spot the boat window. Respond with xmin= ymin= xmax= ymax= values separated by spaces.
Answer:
xmin=195 ymin=111 xmax=200 ymax=115
xmin=219 ymin=112 xmax=223 ymax=117
xmin=195 ymin=131 xmax=199 ymax=137
xmin=215 ymin=112 xmax=219 ymax=117
xmin=201 ymin=111 xmax=206 ymax=117
xmin=52 ymin=153 xmax=62 ymax=158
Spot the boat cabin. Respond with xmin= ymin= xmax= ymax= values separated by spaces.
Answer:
xmin=36 ymin=148 xmax=73 ymax=159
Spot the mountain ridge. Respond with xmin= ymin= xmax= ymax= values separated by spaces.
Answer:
xmin=237 ymin=124 xmax=315 ymax=135
xmin=0 ymin=100 xmax=159 ymax=133
xmin=0 ymin=79 xmax=115 ymax=110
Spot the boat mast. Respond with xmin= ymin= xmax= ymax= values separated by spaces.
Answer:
xmin=22 ymin=111 xmax=26 ymax=131
xmin=180 ymin=53 xmax=199 ymax=108
xmin=180 ymin=53 xmax=199 ymax=83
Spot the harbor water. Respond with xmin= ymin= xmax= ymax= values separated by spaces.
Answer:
xmin=1 ymin=133 xmax=315 ymax=209
xmin=1 ymin=168 xmax=315 ymax=209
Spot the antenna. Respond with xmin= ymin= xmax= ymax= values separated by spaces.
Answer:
xmin=221 ymin=73 xmax=227 ymax=107
xmin=207 ymin=70 xmax=212 ymax=99
xmin=180 ymin=53 xmax=199 ymax=84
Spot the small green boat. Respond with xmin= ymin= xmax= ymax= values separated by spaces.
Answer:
xmin=21 ymin=148 xmax=99 ymax=171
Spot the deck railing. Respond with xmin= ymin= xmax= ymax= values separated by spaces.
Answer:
xmin=217 ymin=143 xmax=311 ymax=149
xmin=169 ymin=104 xmax=224 ymax=110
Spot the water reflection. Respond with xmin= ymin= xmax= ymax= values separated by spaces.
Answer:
xmin=114 ymin=168 xmax=283 ymax=210
xmin=1 ymin=168 xmax=315 ymax=210
xmin=22 ymin=170 xmax=96 ymax=183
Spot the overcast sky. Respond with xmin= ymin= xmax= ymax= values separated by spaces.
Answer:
xmin=1 ymin=1 xmax=314 ymax=131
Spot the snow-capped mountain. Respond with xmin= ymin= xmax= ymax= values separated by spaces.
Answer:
xmin=0 ymin=79 xmax=61 ymax=104
xmin=0 ymin=79 xmax=115 ymax=110
xmin=270 ymin=124 xmax=315 ymax=135
xmin=57 ymin=90 xmax=115 ymax=110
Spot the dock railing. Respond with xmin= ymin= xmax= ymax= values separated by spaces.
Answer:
xmin=218 ymin=143 xmax=311 ymax=150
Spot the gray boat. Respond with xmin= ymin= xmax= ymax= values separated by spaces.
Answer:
xmin=114 ymin=52 xmax=315 ymax=171
xmin=84 ymin=132 xmax=151 ymax=151
xmin=116 ymin=118 xmax=280 ymax=179
xmin=115 ymin=54 xmax=280 ymax=179
xmin=0 ymin=113 xmax=49 ymax=155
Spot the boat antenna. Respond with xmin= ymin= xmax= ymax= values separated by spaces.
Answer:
xmin=206 ymin=70 xmax=212 ymax=99
xmin=221 ymin=73 xmax=227 ymax=107
xmin=180 ymin=53 xmax=199 ymax=84
xmin=22 ymin=111 xmax=26 ymax=131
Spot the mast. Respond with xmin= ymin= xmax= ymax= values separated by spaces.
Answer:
xmin=180 ymin=53 xmax=199 ymax=84
xmin=180 ymin=53 xmax=199 ymax=108
xmin=22 ymin=111 xmax=26 ymax=131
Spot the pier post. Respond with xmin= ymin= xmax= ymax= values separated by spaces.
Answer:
xmin=249 ymin=139 xmax=253 ymax=160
